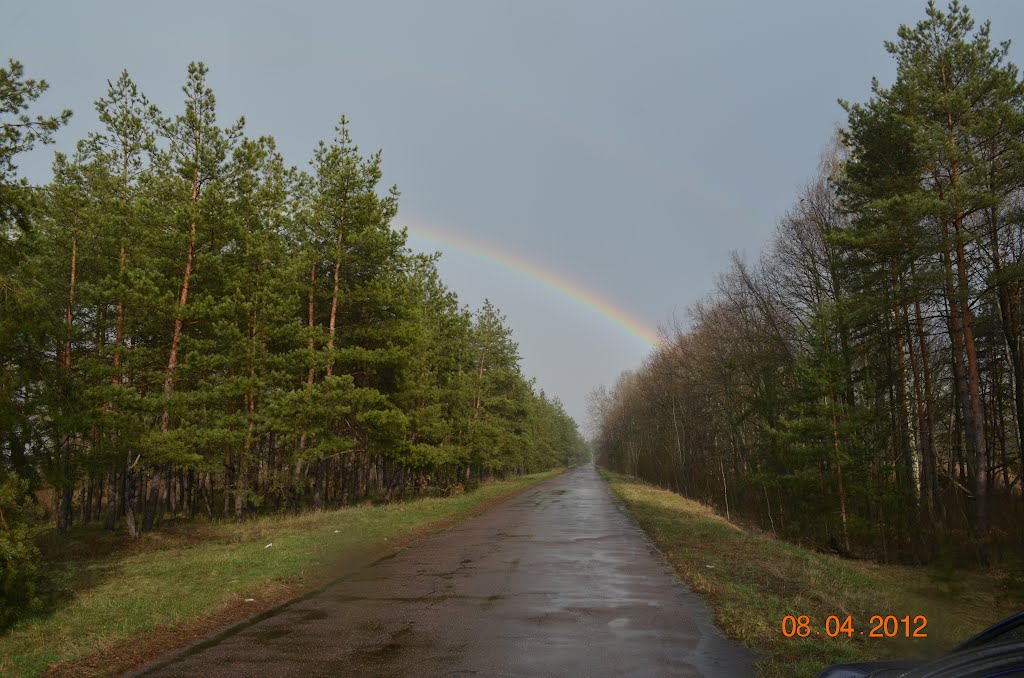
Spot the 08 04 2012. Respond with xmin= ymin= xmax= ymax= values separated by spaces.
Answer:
xmin=781 ymin=614 xmax=928 ymax=639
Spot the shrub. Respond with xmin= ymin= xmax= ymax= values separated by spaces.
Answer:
xmin=0 ymin=470 xmax=42 ymax=629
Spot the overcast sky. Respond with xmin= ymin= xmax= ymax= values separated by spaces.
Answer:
xmin=6 ymin=1 xmax=1024 ymax=428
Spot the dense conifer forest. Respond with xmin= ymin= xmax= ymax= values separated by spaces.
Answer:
xmin=0 ymin=59 xmax=586 ymax=621
xmin=592 ymin=2 xmax=1024 ymax=565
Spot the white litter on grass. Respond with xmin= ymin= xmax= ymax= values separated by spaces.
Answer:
xmin=265 ymin=543 xmax=273 ymax=549
xmin=244 ymin=598 xmax=255 ymax=603
xmin=334 ymin=530 xmax=339 ymax=533
xmin=706 ymin=565 xmax=715 ymax=569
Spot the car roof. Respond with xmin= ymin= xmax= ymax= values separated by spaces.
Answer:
xmin=959 ymin=613 xmax=1024 ymax=652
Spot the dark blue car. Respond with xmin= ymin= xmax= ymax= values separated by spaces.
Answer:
xmin=817 ymin=612 xmax=1024 ymax=678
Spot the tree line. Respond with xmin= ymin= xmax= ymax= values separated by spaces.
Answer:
xmin=0 ymin=59 xmax=587 ymax=551
xmin=591 ymin=1 xmax=1024 ymax=565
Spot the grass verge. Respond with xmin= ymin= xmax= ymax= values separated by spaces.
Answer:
xmin=600 ymin=469 xmax=1024 ymax=678
xmin=0 ymin=470 xmax=560 ymax=677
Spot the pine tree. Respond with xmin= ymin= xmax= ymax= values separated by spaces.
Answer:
xmin=843 ymin=0 xmax=1024 ymax=543
xmin=139 ymin=62 xmax=242 ymax=530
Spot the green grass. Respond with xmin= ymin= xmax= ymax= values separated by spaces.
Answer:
xmin=600 ymin=469 xmax=1024 ymax=678
xmin=0 ymin=471 xmax=559 ymax=677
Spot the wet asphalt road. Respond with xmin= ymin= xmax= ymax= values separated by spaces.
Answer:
xmin=134 ymin=465 xmax=756 ymax=677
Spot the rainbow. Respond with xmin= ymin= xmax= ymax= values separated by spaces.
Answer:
xmin=402 ymin=219 xmax=661 ymax=349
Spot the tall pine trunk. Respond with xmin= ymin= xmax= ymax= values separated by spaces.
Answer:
xmin=326 ymin=227 xmax=343 ymax=377
xmin=953 ymin=216 xmax=988 ymax=538
xmin=150 ymin=160 xmax=201 ymax=532
xmin=939 ymin=61 xmax=988 ymax=542
xmin=58 ymin=237 xmax=77 ymax=532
